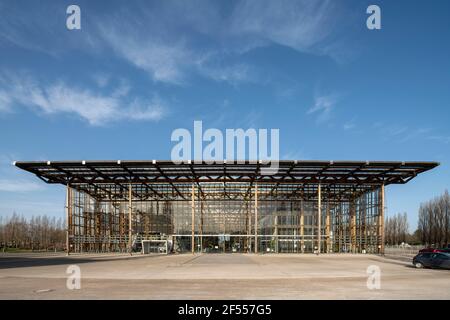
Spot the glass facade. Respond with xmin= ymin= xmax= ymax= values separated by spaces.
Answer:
xmin=67 ymin=182 xmax=383 ymax=254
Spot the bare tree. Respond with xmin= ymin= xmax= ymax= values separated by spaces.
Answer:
xmin=416 ymin=190 xmax=450 ymax=248
xmin=0 ymin=214 xmax=65 ymax=251
xmin=385 ymin=212 xmax=410 ymax=245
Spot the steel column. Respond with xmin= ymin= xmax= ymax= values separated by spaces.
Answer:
xmin=350 ymin=199 xmax=356 ymax=253
xmin=326 ymin=200 xmax=331 ymax=253
xmin=200 ymin=193 xmax=203 ymax=252
xmin=65 ymin=183 xmax=71 ymax=255
xmin=128 ymin=183 xmax=132 ymax=253
xmin=379 ymin=184 xmax=385 ymax=254
xmin=254 ymin=183 xmax=258 ymax=254
xmin=300 ymin=199 xmax=304 ymax=253
xmin=317 ymin=184 xmax=321 ymax=254
xmin=191 ymin=183 xmax=195 ymax=254
xmin=246 ymin=200 xmax=251 ymax=253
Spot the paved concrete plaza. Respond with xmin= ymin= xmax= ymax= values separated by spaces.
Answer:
xmin=0 ymin=253 xmax=449 ymax=299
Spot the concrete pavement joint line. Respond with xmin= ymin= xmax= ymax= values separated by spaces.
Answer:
xmin=33 ymin=289 xmax=53 ymax=293
xmin=180 ymin=254 xmax=203 ymax=265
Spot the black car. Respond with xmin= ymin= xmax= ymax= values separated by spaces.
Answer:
xmin=413 ymin=252 xmax=450 ymax=269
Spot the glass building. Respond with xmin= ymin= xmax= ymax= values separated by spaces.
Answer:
xmin=15 ymin=160 xmax=438 ymax=254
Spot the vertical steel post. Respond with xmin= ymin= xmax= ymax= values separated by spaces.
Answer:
xmin=108 ymin=199 xmax=113 ymax=251
xmin=191 ymin=183 xmax=195 ymax=254
xmin=254 ymin=182 xmax=258 ymax=254
xmin=379 ymin=184 xmax=385 ymax=254
xmin=200 ymin=193 xmax=203 ymax=253
xmin=300 ymin=199 xmax=304 ymax=253
xmin=66 ymin=183 xmax=71 ymax=255
xmin=274 ymin=215 xmax=278 ymax=253
xmin=128 ymin=182 xmax=132 ymax=254
xmin=246 ymin=200 xmax=251 ymax=253
xmin=326 ymin=200 xmax=331 ymax=253
xmin=350 ymin=199 xmax=356 ymax=253
xmin=317 ymin=184 xmax=321 ymax=254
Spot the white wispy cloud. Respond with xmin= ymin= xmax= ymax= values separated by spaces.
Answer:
xmin=1 ymin=1 xmax=345 ymax=86
xmin=397 ymin=128 xmax=431 ymax=143
xmin=343 ymin=117 xmax=357 ymax=130
xmin=97 ymin=19 xmax=256 ymax=86
xmin=89 ymin=1 xmax=340 ymax=85
xmin=197 ymin=62 xmax=254 ymax=85
xmin=373 ymin=122 xmax=450 ymax=145
xmin=0 ymin=1 xmax=99 ymax=57
xmin=111 ymin=79 xmax=131 ymax=98
xmin=229 ymin=0 xmax=337 ymax=53
xmin=99 ymin=26 xmax=192 ymax=84
xmin=0 ymin=73 xmax=166 ymax=125
xmin=307 ymin=94 xmax=337 ymax=123
xmin=343 ymin=122 xmax=355 ymax=130
xmin=0 ymin=91 xmax=12 ymax=112
xmin=92 ymin=73 xmax=111 ymax=88
xmin=125 ymin=97 xmax=166 ymax=121
xmin=385 ymin=126 xmax=408 ymax=137
xmin=427 ymin=135 xmax=450 ymax=144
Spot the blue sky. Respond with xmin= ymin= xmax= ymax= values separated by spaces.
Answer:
xmin=0 ymin=0 xmax=449 ymax=231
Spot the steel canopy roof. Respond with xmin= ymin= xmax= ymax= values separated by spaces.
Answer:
xmin=14 ymin=160 xmax=439 ymax=186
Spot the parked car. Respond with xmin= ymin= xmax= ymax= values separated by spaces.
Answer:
xmin=419 ymin=247 xmax=437 ymax=253
xmin=413 ymin=252 xmax=450 ymax=269
xmin=418 ymin=247 xmax=450 ymax=253
xmin=413 ymin=252 xmax=434 ymax=267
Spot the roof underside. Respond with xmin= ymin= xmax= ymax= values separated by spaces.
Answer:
xmin=15 ymin=160 xmax=438 ymax=201
xmin=15 ymin=160 xmax=438 ymax=185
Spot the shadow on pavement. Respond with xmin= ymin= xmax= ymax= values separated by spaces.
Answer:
xmin=0 ymin=254 xmax=160 ymax=269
